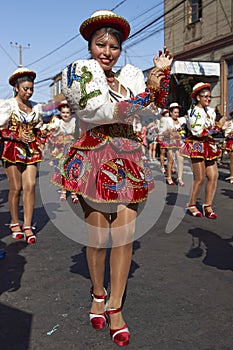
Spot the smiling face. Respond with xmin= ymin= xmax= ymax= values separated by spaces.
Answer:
xmin=60 ymin=106 xmax=71 ymax=122
xmin=170 ymin=107 xmax=180 ymax=120
xmin=89 ymin=28 xmax=122 ymax=74
xmin=196 ymin=88 xmax=212 ymax=108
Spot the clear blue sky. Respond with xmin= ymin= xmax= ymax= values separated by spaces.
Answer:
xmin=0 ymin=0 xmax=164 ymax=103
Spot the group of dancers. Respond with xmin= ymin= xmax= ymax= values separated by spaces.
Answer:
xmin=0 ymin=8 xmax=233 ymax=347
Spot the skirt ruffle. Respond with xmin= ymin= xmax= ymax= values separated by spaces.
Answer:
xmin=225 ymin=138 xmax=233 ymax=151
xmin=179 ymin=136 xmax=220 ymax=160
xmin=52 ymin=125 xmax=154 ymax=203
xmin=2 ymin=140 xmax=43 ymax=164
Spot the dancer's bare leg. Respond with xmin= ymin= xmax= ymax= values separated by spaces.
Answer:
xmin=22 ymin=164 xmax=37 ymax=235
xmin=205 ymin=160 xmax=218 ymax=208
xmin=107 ymin=203 xmax=137 ymax=329
xmin=166 ymin=149 xmax=174 ymax=181
xmin=83 ymin=201 xmax=110 ymax=315
xmin=5 ymin=163 xmax=22 ymax=226
xmin=176 ymin=150 xmax=184 ymax=182
xmin=229 ymin=151 xmax=233 ymax=177
xmin=188 ymin=159 xmax=205 ymax=212
xmin=160 ymin=147 xmax=166 ymax=170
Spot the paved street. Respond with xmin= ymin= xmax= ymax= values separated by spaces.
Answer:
xmin=0 ymin=153 xmax=233 ymax=350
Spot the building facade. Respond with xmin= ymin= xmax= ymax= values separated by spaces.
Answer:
xmin=164 ymin=0 xmax=233 ymax=116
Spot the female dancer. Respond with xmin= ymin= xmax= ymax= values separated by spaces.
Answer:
xmin=0 ymin=67 xmax=44 ymax=243
xmin=222 ymin=109 xmax=233 ymax=183
xmin=57 ymin=10 xmax=172 ymax=346
xmin=47 ymin=100 xmax=78 ymax=202
xmin=180 ymin=82 xmax=220 ymax=218
xmin=146 ymin=117 xmax=160 ymax=163
xmin=157 ymin=108 xmax=169 ymax=174
xmin=157 ymin=103 xmax=186 ymax=185
xmin=168 ymin=102 xmax=187 ymax=186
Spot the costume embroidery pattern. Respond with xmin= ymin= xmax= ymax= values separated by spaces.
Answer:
xmin=66 ymin=63 xmax=102 ymax=109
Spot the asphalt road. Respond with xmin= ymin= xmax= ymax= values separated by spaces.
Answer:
xmin=0 ymin=153 xmax=233 ymax=350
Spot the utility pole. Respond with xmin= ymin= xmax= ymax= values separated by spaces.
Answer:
xmin=10 ymin=42 xmax=30 ymax=67
xmin=124 ymin=49 xmax=127 ymax=65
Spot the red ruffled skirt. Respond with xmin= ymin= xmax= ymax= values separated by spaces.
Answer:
xmin=179 ymin=135 xmax=220 ymax=160
xmin=1 ymin=139 xmax=43 ymax=164
xmin=52 ymin=124 xmax=154 ymax=203
xmin=225 ymin=138 xmax=233 ymax=151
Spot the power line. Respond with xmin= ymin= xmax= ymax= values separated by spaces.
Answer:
xmin=0 ymin=44 xmax=18 ymax=66
xmin=27 ymin=0 xmax=127 ymax=67
xmin=127 ymin=0 xmax=186 ymax=40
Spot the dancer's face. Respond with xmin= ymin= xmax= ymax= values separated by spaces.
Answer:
xmin=197 ymin=89 xmax=212 ymax=107
xmin=89 ymin=29 xmax=121 ymax=73
xmin=60 ymin=106 xmax=71 ymax=121
xmin=16 ymin=81 xmax=34 ymax=100
xmin=170 ymin=108 xmax=180 ymax=120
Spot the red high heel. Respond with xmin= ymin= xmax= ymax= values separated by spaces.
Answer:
xmin=71 ymin=192 xmax=79 ymax=203
xmin=161 ymin=167 xmax=167 ymax=175
xmin=22 ymin=226 xmax=36 ymax=244
xmin=185 ymin=204 xmax=203 ymax=217
xmin=8 ymin=223 xmax=24 ymax=240
xmin=166 ymin=178 xmax=175 ymax=185
xmin=60 ymin=190 xmax=67 ymax=202
xmin=105 ymin=307 xmax=130 ymax=347
xmin=202 ymin=204 xmax=217 ymax=219
xmin=89 ymin=288 xmax=107 ymax=330
xmin=177 ymin=179 xmax=185 ymax=187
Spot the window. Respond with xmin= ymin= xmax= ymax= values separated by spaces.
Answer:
xmin=187 ymin=0 xmax=202 ymax=24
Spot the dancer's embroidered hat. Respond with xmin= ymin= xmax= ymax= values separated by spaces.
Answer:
xmin=191 ymin=82 xmax=211 ymax=99
xmin=9 ymin=67 xmax=36 ymax=86
xmin=80 ymin=10 xmax=130 ymax=42
xmin=169 ymin=102 xmax=181 ymax=110
xmin=58 ymin=100 xmax=69 ymax=111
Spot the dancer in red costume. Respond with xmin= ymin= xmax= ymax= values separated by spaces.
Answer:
xmin=56 ymin=10 xmax=172 ymax=346
xmin=49 ymin=100 xmax=78 ymax=202
xmin=0 ymin=67 xmax=45 ymax=243
xmin=180 ymin=82 xmax=221 ymax=219
xmin=222 ymin=109 xmax=233 ymax=183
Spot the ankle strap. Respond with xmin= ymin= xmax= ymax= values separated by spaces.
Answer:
xmin=23 ymin=226 xmax=35 ymax=230
xmin=6 ymin=223 xmax=20 ymax=228
xmin=105 ymin=306 xmax=122 ymax=315
xmin=91 ymin=288 xmax=107 ymax=302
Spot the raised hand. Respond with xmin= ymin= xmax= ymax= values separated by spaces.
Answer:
xmin=147 ymin=47 xmax=173 ymax=88
xmin=153 ymin=46 xmax=173 ymax=69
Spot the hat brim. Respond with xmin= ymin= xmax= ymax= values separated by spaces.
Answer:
xmin=161 ymin=109 xmax=169 ymax=116
xmin=191 ymin=83 xmax=211 ymax=98
xmin=9 ymin=70 xmax=36 ymax=86
xmin=80 ymin=14 xmax=130 ymax=42
xmin=169 ymin=105 xmax=181 ymax=110
xmin=58 ymin=101 xmax=69 ymax=111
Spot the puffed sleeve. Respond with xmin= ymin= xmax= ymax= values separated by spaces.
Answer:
xmin=187 ymin=107 xmax=207 ymax=137
xmin=0 ymin=99 xmax=12 ymax=127
xmin=62 ymin=59 xmax=117 ymax=125
xmin=118 ymin=64 xmax=146 ymax=94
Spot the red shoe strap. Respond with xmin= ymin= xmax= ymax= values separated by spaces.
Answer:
xmin=105 ymin=306 xmax=122 ymax=315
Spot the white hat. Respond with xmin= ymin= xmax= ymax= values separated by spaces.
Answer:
xmin=169 ymin=102 xmax=181 ymax=110
xmin=191 ymin=82 xmax=211 ymax=98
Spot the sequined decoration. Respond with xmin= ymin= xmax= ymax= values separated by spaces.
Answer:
xmin=66 ymin=63 xmax=102 ymax=110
